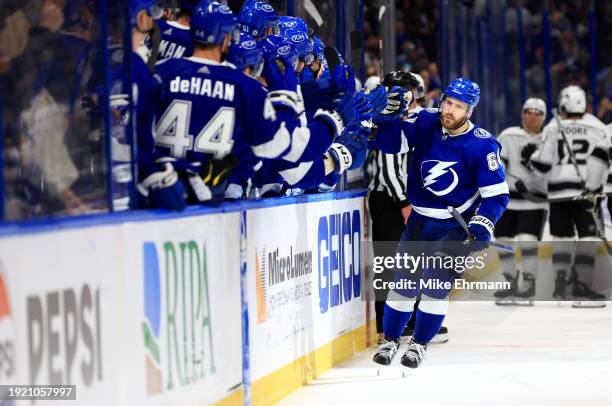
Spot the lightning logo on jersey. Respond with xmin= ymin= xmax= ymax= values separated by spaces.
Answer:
xmin=421 ymin=160 xmax=459 ymax=196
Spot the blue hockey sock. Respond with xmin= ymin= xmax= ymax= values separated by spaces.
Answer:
xmin=383 ymin=303 xmax=412 ymax=340
xmin=413 ymin=308 xmax=445 ymax=343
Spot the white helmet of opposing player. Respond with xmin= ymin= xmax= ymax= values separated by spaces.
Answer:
xmin=522 ymin=97 xmax=546 ymax=115
xmin=558 ymin=85 xmax=586 ymax=114
xmin=522 ymin=97 xmax=547 ymax=133
xmin=365 ymin=75 xmax=381 ymax=91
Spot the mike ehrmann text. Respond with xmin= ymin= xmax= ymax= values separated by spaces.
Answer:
xmin=373 ymin=278 xmax=511 ymax=291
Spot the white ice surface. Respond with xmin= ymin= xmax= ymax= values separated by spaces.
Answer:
xmin=278 ymin=302 xmax=612 ymax=406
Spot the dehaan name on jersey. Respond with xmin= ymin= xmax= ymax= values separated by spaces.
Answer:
xmin=169 ymin=76 xmax=235 ymax=101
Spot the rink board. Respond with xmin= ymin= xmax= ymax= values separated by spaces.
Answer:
xmin=246 ymin=196 xmax=369 ymax=405
xmin=0 ymin=212 xmax=243 ymax=405
xmin=0 ymin=191 xmax=372 ymax=406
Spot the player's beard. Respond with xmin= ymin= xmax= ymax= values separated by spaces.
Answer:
xmin=441 ymin=114 xmax=468 ymax=131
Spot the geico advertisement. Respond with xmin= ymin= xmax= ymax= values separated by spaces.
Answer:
xmin=247 ymin=197 xmax=366 ymax=378
xmin=0 ymin=227 xmax=125 ymax=404
xmin=123 ymin=214 xmax=242 ymax=406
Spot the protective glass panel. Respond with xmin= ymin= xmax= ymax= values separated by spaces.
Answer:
xmin=296 ymin=0 xmax=337 ymax=49
xmin=0 ymin=0 xmax=112 ymax=220
xmin=595 ymin=0 xmax=612 ymax=122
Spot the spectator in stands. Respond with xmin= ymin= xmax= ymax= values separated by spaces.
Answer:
xmin=1 ymin=0 xmax=93 ymax=219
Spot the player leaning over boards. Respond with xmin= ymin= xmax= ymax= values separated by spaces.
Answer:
xmin=370 ymin=78 xmax=509 ymax=369
xmin=493 ymin=98 xmax=549 ymax=306
xmin=525 ymin=86 xmax=609 ymax=308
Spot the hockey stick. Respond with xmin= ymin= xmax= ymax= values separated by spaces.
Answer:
xmin=506 ymin=173 xmax=602 ymax=204
xmin=553 ymin=109 xmax=586 ymax=191
xmin=447 ymin=206 xmax=514 ymax=252
xmin=323 ymin=47 xmax=342 ymax=73
xmin=350 ymin=30 xmax=363 ymax=74
xmin=519 ymin=189 xmax=612 ymax=204
xmin=378 ymin=5 xmax=386 ymax=79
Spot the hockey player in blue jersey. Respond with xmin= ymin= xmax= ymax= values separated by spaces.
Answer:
xmin=310 ymin=36 xmax=329 ymax=80
xmin=156 ymin=0 xmax=197 ymax=60
xmin=233 ymin=33 xmax=355 ymax=196
xmin=105 ymin=0 xmax=188 ymax=212
xmin=278 ymin=16 xmax=311 ymax=36
xmin=283 ymin=29 xmax=315 ymax=82
xmin=79 ymin=0 xmax=186 ymax=211
xmin=371 ymin=78 xmax=509 ymax=368
xmin=238 ymin=0 xmax=278 ymax=40
xmin=154 ymin=1 xmax=351 ymax=204
xmin=224 ymin=33 xmax=266 ymax=198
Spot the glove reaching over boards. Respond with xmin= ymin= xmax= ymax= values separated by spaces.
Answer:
xmin=366 ymin=85 xmax=388 ymax=115
xmin=374 ymin=86 xmax=411 ymax=122
xmin=138 ymin=158 xmax=187 ymax=212
xmin=184 ymin=155 xmax=240 ymax=207
xmin=327 ymin=125 xmax=369 ymax=175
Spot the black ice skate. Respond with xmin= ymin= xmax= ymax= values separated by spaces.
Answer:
xmin=400 ymin=338 xmax=427 ymax=369
xmin=373 ymin=339 xmax=400 ymax=366
xmin=430 ymin=326 xmax=449 ymax=344
xmin=513 ymin=272 xmax=536 ymax=306
xmin=571 ymin=279 xmax=607 ymax=308
xmin=553 ymin=270 xmax=568 ymax=300
xmin=494 ymin=271 xmax=518 ymax=305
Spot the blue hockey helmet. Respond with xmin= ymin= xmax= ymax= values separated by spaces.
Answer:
xmin=228 ymin=33 xmax=264 ymax=76
xmin=191 ymin=1 xmax=239 ymax=45
xmin=283 ymin=29 xmax=314 ymax=65
xmin=312 ymin=36 xmax=325 ymax=61
xmin=442 ymin=77 xmax=480 ymax=109
xmin=278 ymin=16 xmax=309 ymax=36
xmin=129 ymin=0 xmax=164 ymax=26
xmin=238 ymin=1 xmax=278 ymax=39
xmin=262 ymin=34 xmax=299 ymax=71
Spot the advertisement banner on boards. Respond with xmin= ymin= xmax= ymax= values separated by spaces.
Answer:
xmin=122 ymin=213 xmax=242 ymax=406
xmin=0 ymin=226 xmax=126 ymax=405
xmin=247 ymin=196 xmax=366 ymax=380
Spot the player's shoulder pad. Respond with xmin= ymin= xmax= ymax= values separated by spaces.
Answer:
xmin=469 ymin=127 xmax=501 ymax=151
xmin=472 ymin=127 xmax=494 ymax=139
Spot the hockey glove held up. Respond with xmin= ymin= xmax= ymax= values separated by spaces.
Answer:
xmin=374 ymin=86 xmax=411 ymax=122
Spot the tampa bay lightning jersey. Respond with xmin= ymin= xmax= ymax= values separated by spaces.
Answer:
xmin=376 ymin=109 xmax=509 ymax=220
xmin=157 ymin=19 xmax=194 ymax=60
xmin=155 ymin=56 xmax=301 ymax=166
